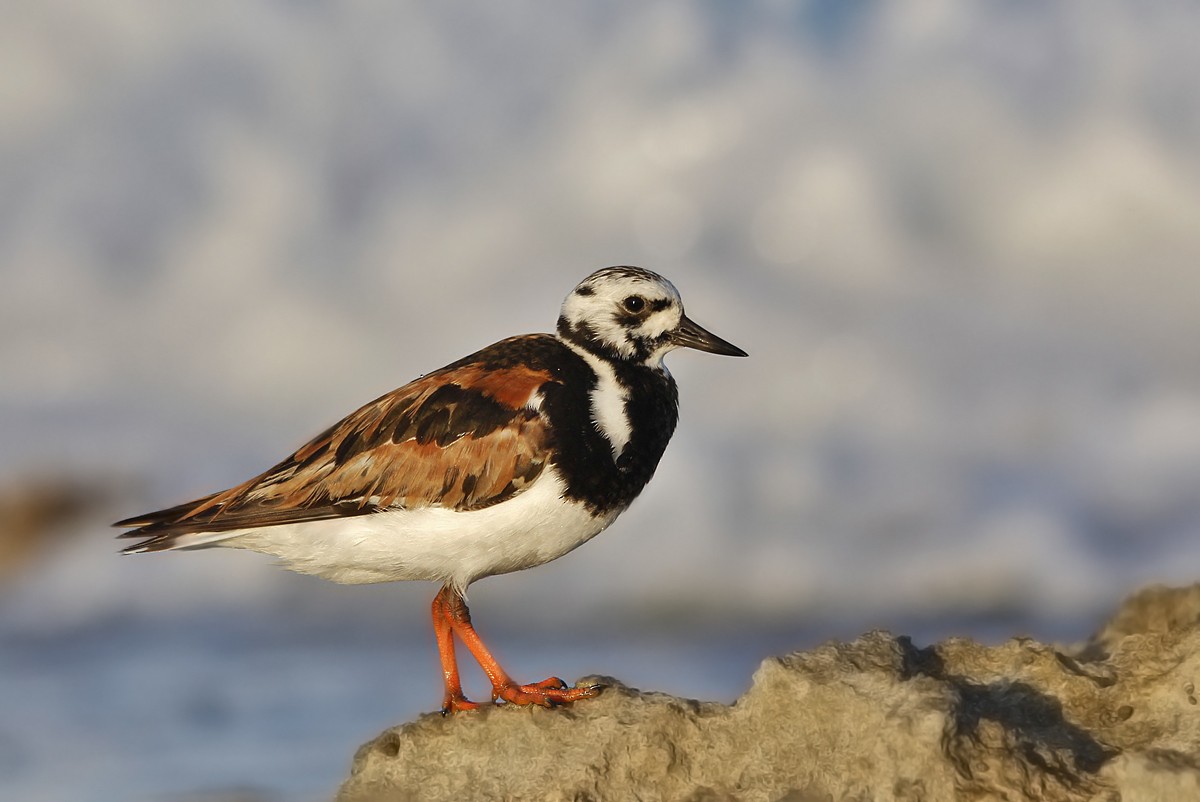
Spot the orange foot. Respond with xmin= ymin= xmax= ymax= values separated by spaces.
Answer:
xmin=492 ymin=677 xmax=603 ymax=707
xmin=431 ymin=586 xmax=605 ymax=714
xmin=441 ymin=694 xmax=485 ymax=716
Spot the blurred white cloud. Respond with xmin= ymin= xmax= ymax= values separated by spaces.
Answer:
xmin=3 ymin=0 xmax=1200 ymax=627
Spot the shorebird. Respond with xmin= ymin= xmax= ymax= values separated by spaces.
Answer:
xmin=116 ymin=266 xmax=746 ymax=713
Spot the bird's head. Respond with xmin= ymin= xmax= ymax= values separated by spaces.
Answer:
xmin=557 ymin=266 xmax=747 ymax=367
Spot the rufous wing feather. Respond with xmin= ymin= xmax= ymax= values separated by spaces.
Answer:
xmin=116 ymin=338 xmax=559 ymax=550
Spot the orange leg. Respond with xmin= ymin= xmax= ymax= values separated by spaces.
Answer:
xmin=432 ymin=588 xmax=482 ymax=714
xmin=431 ymin=585 xmax=601 ymax=713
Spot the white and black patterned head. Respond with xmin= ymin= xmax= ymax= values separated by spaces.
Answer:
xmin=557 ymin=266 xmax=746 ymax=366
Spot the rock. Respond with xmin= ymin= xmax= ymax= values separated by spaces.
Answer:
xmin=337 ymin=584 xmax=1200 ymax=802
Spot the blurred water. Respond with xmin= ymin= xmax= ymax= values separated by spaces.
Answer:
xmin=0 ymin=615 xmax=765 ymax=802
xmin=4 ymin=1 xmax=1200 ymax=800
xmin=0 ymin=591 xmax=1092 ymax=802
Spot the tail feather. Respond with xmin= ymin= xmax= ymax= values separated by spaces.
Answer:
xmin=120 ymin=528 xmax=243 ymax=554
xmin=115 ymin=489 xmax=368 ymax=554
xmin=113 ymin=492 xmax=225 ymax=532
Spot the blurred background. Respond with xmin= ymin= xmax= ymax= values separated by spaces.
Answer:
xmin=4 ymin=1 xmax=1200 ymax=800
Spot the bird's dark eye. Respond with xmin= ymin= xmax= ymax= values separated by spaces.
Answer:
xmin=623 ymin=296 xmax=646 ymax=313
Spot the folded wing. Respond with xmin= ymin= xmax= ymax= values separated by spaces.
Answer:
xmin=116 ymin=346 xmax=557 ymax=552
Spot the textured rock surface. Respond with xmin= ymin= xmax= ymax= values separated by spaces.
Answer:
xmin=338 ymin=584 xmax=1200 ymax=802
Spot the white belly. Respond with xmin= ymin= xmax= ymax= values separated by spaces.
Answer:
xmin=219 ymin=467 xmax=619 ymax=591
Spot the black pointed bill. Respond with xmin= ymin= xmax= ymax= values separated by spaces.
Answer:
xmin=672 ymin=315 xmax=748 ymax=357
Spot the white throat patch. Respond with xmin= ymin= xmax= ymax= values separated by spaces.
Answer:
xmin=564 ymin=342 xmax=631 ymax=460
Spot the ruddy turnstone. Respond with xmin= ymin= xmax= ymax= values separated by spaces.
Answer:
xmin=116 ymin=266 xmax=746 ymax=713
